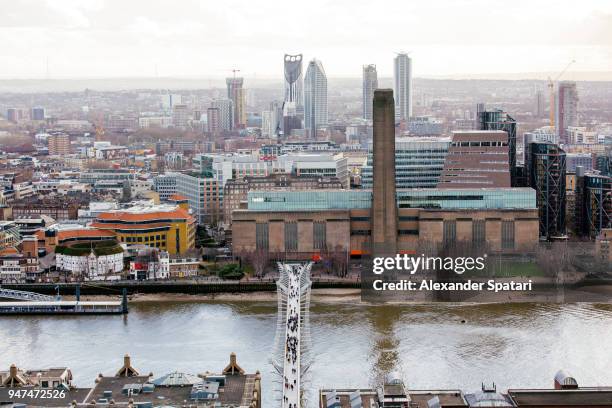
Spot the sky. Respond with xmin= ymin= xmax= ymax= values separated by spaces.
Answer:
xmin=2 ymin=0 xmax=612 ymax=79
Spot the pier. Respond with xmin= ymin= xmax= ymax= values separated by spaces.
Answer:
xmin=0 ymin=285 xmax=128 ymax=315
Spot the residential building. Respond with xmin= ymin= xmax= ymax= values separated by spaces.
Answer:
xmin=556 ymin=80 xmax=579 ymax=142
xmin=48 ymin=132 xmax=70 ymax=156
xmin=362 ymin=64 xmax=378 ymax=121
xmin=211 ymin=99 xmax=233 ymax=131
xmin=304 ymin=59 xmax=328 ymax=138
xmin=226 ymin=77 xmax=246 ymax=128
xmin=394 ymin=53 xmax=412 ymax=121
xmin=283 ymin=54 xmax=304 ymax=135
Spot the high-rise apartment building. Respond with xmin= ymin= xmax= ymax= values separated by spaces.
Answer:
xmin=211 ymin=99 xmax=233 ymax=132
xmin=226 ymin=77 xmax=246 ymax=128
xmin=172 ymin=104 xmax=189 ymax=129
xmin=534 ymin=89 xmax=545 ymax=118
xmin=527 ymin=142 xmax=567 ymax=240
xmin=556 ymin=81 xmax=578 ymax=142
xmin=48 ymin=133 xmax=70 ymax=156
xmin=393 ymin=53 xmax=412 ymax=122
xmin=207 ymin=107 xmax=220 ymax=135
xmin=304 ymin=59 xmax=328 ymax=138
xmin=283 ymin=54 xmax=304 ymax=135
xmin=362 ymin=64 xmax=378 ymax=120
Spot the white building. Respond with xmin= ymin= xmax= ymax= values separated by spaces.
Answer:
xmin=566 ymin=126 xmax=597 ymax=144
xmin=139 ymin=115 xmax=173 ymax=129
xmin=55 ymin=248 xmax=124 ymax=280
xmin=394 ymin=52 xmax=413 ymax=121
xmin=304 ymin=59 xmax=328 ymax=137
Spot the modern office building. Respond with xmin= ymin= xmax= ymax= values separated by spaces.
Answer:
xmin=393 ymin=53 xmax=413 ymax=122
xmin=278 ymin=153 xmax=350 ymax=188
xmin=48 ymin=132 xmax=70 ymax=156
xmin=232 ymin=90 xmax=538 ymax=258
xmin=407 ymin=116 xmax=443 ymax=136
xmin=361 ymin=137 xmax=450 ymax=189
xmin=175 ymin=172 xmax=223 ymax=224
xmin=226 ymin=77 xmax=246 ymax=128
xmin=438 ymin=130 xmax=511 ymax=188
xmin=91 ymin=204 xmax=196 ymax=254
xmin=211 ymin=99 xmax=233 ymax=132
xmin=556 ymin=81 xmax=578 ymax=142
xmin=153 ymin=173 xmax=178 ymax=201
xmin=534 ymin=88 xmax=545 ymax=118
xmin=566 ymin=153 xmax=593 ymax=173
xmin=478 ymin=108 xmax=518 ymax=185
xmin=527 ymin=142 xmax=567 ymax=240
xmin=304 ymin=59 xmax=328 ymax=138
xmin=362 ymin=64 xmax=378 ymax=120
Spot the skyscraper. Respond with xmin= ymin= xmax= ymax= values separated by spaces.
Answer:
xmin=283 ymin=54 xmax=304 ymax=135
xmin=362 ymin=64 xmax=378 ymax=120
xmin=534 ymin=89 xmax=545 ymax=118
xmin=393 ymin=53 xmax=412 ymax=122
xmin=207 ymin=107 xmax=220 ymax=135
xmin=555 ymin=81 xmax=578 ymax=142
xmin=303 ymin=59 xmax=328 ymax=138
xmin=226 ymin=77 xmax=246 ymax=128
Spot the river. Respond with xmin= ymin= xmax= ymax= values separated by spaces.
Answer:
xmin=1 ymin=301 xmax=612 ymax=407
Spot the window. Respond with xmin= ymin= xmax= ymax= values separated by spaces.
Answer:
xmin=285 ymin=222 xmax=298 ymax=251
xmin=502 ymin=220 xmax=515 ymax=250
xmin=443 ymin=220 xmax=456 ymax=246
xmin=313 ymin=222 xmax=326 ymax=250
xmin=256 ymin=223 xmax=269 ymax=250
xmin=472 ymin=220 xmax=486 ymax=246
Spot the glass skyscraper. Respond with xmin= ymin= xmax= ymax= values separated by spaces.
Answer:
xmin=393 ymin=53 xmax=412 ymax=122
xmin=303 ymin=59 xmax=328 ymax=138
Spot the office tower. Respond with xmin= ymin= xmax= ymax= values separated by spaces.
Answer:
xmin=527 ymin=142 xmax=567 ymax=240
xmin=48 ymin=133 xmax=70 ymax=155
xmin=282 ymin=54 xmax=304 ymax=137
xmin=207 ymin=107 xmax=220 ymax=135
xmin=362 ymin=64 xmax=378 ymax=120
xmin=303 ymin=59 xmax=328 ymax=138
xmin=31 ymin=107 xmax=45 ymax=121
xmin=393 ymin=53 xmax=412 ymax=122
xmin=556 ymin=81 xmax=578 ymax=142
xmin=478 ymin=109 xmax=517 ymax=186
xmin=438 ymin=130 xmax=511 ymax=188
xmin=371 ymin=89 xmax=398 ymax=254
xmin=211 ymin=99 xmax=233 ymax=131
xmin=535 ymin=89 xmax=545 ymax=118
xmin=226 ymin=77 xmax=246 ymax=128
xmin=361 ymin=137 xmax=450 ymax=189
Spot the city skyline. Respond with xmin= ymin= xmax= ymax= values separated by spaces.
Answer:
xmin=2 ymin=0 xmax=612 ymax=79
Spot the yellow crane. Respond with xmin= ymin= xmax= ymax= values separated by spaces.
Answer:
xmin=548 ymin=59 xmax=575 ymax=128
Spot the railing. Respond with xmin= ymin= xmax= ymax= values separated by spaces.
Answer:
xmin=0 ymin=287 xmax=56 ymax=301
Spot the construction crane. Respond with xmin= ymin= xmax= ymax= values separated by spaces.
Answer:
xmin=548 ymin=59 xmax=575 ymax=127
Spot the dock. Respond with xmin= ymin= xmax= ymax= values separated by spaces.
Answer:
xmin=0 ymin=300 xmax=126 ymax=315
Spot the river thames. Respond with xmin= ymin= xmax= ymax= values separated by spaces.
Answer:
xmin=1 ymin=300 xmax=612 ymax=407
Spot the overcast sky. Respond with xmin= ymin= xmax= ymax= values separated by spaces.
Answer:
xmin=2 ymin=0 xmax=612 ymax=79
